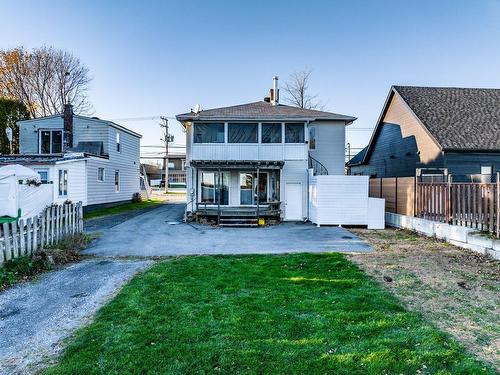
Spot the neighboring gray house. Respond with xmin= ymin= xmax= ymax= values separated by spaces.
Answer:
xmin=348 ymin=86 xmax=500 ymax=180
xmin=0 ymin=105 xmax=142 ymax=209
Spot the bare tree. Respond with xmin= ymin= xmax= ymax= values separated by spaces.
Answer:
xmin=282 ymin=68 xmax=323 ymax=109
xmin=0 ymin=46 xmax=92 ymax=118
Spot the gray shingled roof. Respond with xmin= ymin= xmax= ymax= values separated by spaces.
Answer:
xmin=176 ymin=101 xmax=356 ymax=123
xmin=393 ymin=86 xmax=500 ymax=151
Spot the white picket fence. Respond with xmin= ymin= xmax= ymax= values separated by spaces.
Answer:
xmin=0 ymin=202 xmax=83 ymax=266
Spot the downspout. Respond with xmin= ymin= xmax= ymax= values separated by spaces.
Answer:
xmin=306 ymin=120 xmax=311 ymax=222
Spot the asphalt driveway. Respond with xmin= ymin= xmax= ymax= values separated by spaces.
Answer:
xmin=84 ymin=203 xmax=372 ymax=256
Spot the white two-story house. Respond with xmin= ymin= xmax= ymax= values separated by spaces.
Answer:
xmin=0 ymin=104 xmax=142 ymax=210
xmin=176 ymin=77 xmax=357 ymax=225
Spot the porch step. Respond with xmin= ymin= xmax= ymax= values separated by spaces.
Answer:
xmin=219 ymin=217 xmax=259 ymax=227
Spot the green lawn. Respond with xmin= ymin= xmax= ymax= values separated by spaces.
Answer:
xmin=45 ymin=254 xmax=494 ymax=375
xmin=83 ymin=198 xmax=164 ymax=220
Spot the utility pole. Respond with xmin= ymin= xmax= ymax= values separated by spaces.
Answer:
xmin=160 ymin=117 xmax=172 ymax=194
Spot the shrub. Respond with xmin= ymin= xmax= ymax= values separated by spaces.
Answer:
xmin=131 ymin=192 xmax=142 ymax=203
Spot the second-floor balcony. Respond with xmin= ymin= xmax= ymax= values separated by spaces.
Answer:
xmin=191 ymin=143 xmax=307 ymax=161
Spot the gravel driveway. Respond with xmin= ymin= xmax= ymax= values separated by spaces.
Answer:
xmin=0 ymin=259 xmax=152 ymax=375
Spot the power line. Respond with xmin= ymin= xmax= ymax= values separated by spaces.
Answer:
xmin=110 ymin=115 xmax=177 ymax=122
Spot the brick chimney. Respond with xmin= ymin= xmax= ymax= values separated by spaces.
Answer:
xmin=63 ymin=103 xmax=73 ymax=151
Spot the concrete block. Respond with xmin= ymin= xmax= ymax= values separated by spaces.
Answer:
xmin=449 ymin=239 xmax=486 ymax=255
xmin=486 ymin=248 xmax=500 ymax=260
xmin=492 ymin=239 xmax=500 ymax=252
xmin=434 ymin=223 xmax=451 ymax=240
xmin=367 ymin=198 xmax=385 ymax=229
xmin=467 ymin=233 xmax=494 ymax=250
xmin=413 ymin=217 xmax=435 ymax=237
xmin=448 ymin=225 xmax=477 ymax=243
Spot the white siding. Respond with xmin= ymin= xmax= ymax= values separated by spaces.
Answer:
xmin=73 ymin=117 xmax=109 ymax=153
xmin=308 ymin=120 xmax=346 ymax=175
xmin=54 ymin=160 xmax=88 ymax=206
xmin=19 ymin=116 xmax=63 ymax=154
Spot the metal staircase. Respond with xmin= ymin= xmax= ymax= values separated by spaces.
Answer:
xmin=308 ymin=155 xmax=329 ymax=176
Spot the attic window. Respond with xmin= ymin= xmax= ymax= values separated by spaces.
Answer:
xmin=39 ymin=130 xmax=62 ymax=154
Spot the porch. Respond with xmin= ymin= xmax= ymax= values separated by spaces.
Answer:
xmin=190 ymin=160 xmax=284 ymax=226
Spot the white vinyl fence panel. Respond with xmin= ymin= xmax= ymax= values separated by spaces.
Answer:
xmin=0 ymin=202 xmax=83 ymax=266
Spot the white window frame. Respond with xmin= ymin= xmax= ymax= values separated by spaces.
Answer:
xmin=481 ymin=165 xmax=492 ymax=175
xmin=58 ymin=169 xmax=68 ymax=197
xmin=39 ymin=129 xmax=63 ymax=154
xmin=114 ymin=170 xmax=120 ymax=192
xmin=308 ymin=126 xmax=316 ymax=150
xmin=34 ymin=168 xmax=50 ymax=184
xmin=97 ymin=167 xmax=105 ymax=182
xmin=116 ymin=132 xmax=121 ymax=153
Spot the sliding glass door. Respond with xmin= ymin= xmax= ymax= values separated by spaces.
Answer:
xmin=200 ymin=172 xmax=229 ymax=205
xmin=239 ymin=172 xmax=269 ymax=205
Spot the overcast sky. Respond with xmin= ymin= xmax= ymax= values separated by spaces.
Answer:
xmin=2 ymin=0 xmax=500 ymax=158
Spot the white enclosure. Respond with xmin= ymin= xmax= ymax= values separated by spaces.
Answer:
xmin=0 ymin=165 xmax=53 ymax=219
xmin=308 ymin=172 xmax=385 ymax=229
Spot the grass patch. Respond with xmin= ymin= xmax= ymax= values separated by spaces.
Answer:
xmin=83 ymin=198 xmax=164 ymax=220
xmin=0 ymin=233 xmax=92 ymax=291
xmin=45 ymin=253 xmax=493 ymax=374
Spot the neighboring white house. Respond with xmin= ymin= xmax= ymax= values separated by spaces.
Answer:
xmin=0 ymin=105 xmax=142 ymax=210
xmin=176 ymin=77 xmax=384 ymax=227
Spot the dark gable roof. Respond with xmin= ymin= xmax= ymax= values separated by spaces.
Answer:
xmin=346 ymin=146 xmax=367 ymax=166
xmin=393 ymin=86 xmax=500 ymax=151
xmin=176 ymin=101 xmax=356 ymax=123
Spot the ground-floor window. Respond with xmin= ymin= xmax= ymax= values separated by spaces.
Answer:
xmin=58 ymin=169 xmax=68 ymax=196
xmin=115 ymin=170 xmax=120 ymax=192
xmin=201 ymin=172 xmax=229 ymax=205
xmin=239 ymin=171 xmax=279 ymax=205
xmin=36 ymin=169 xmax=49 ymax=184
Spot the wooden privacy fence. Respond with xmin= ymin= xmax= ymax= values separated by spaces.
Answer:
xmin=369 ymin=174 xmax=500 ymax=237
xmin=369 ymin=177 xmax=416 ymax=216
xmin=0 ymin=202 xmax=83 ymax=266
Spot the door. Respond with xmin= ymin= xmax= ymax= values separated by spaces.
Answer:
xmin=285 ymin=183 xmax=302 ymax=220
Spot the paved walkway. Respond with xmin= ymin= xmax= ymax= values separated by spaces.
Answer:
xmin=84 ymin=203 xmax=372 ymax=257
xmin=0 ymin=259 xmax=152 ymax=375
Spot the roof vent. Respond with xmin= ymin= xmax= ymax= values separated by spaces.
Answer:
xmin=264 ymin=97 xmax=271 ymax=103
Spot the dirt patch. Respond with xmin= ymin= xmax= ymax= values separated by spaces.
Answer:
xmin=348 ymin=228 xmax=500 ymax=370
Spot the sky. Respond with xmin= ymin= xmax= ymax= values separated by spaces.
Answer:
xmin=2 ymin=0 xmax=500 ymax=159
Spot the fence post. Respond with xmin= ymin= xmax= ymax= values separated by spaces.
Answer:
xmin=3 ymin=223 xmax=11 ymax=261
xmin=18 ymin=219 xmax=25 ymax=256
xmin=78 ymin=203 xmax=84 ymax=233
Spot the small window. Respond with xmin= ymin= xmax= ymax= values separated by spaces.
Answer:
xmin=114 ymin=170 xmax=120 ymax=192
xmin=228 ymin=123 xmax=258 ymax=143
xmin=58 ymin=169 xmax=68 ymax=196
xmin=309 ymin=127 xmax=316 ymax=150
xmin=40 ymin=130 xmax=63 ymax=154
xmin=285 ymin=123 xmax=305 ymax=143
xmin=262 ymin=123 xmax=282 ymax=143
xmin=97 ymin=167 xmax=105 ymax=182
xmin=481 ymin=165 xmax=492 ymax=175
xmin=194 ymin=123 xmax=225 ymax=143
xmin=116 ymin=132 xmax=121 ymax=152
xmin=37 ymin=170 xmax=49 ymax=184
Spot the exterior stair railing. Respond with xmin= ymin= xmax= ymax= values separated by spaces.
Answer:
xmin=308 ymin=155 xmax=328 ymax=176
